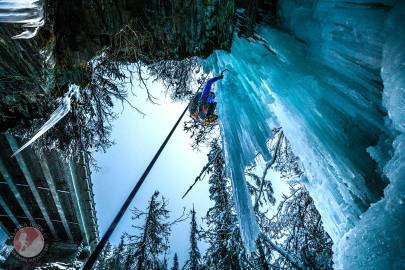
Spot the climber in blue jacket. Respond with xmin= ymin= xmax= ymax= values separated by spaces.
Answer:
xmin=190 ymin=70 xmax=228 ymax=125
xmin=199 ymin=75 xmax=223 ymax=104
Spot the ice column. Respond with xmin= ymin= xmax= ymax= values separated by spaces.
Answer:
xmin=204 ymin=51 xmax=276 ymax=251
xmin=12 ymin=85 xmax=80 ymax=157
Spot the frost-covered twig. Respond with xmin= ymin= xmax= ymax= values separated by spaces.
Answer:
xmin=182 ymin=150 xmax=222 ymax=199
xmin=169 ymin=207 xmax=189 ymax=225
xmin=254 ymin=131 xmax=284 ymax=209
xmin=261 ymin=234 xmax=308 ymax=270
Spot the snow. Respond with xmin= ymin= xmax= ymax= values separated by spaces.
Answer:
xmin=34 ymin=261 xmax=83 ymax=270
xmin=0 ymin=0 xmax=44 ymax=39
xmin=0 ymin=245 xmax=13 ymax=264
xmin=204 ymin=0 xmax=405 ymax=267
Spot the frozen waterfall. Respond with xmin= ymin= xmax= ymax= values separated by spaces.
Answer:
xmin=335 ymin=2 xmax=405 ymax=269
xmin=204 ymin=0 xmax=405 ymax=268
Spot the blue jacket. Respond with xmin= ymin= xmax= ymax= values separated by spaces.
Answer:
xmin=199 ymin=76 xmax=222 ymax=103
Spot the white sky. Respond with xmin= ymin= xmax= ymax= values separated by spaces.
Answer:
xmin=92 ymin=78 xmax=212 ymax=266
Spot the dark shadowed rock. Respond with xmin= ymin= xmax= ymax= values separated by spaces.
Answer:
xmin=0 ymin=0 xmax=235 ymax=132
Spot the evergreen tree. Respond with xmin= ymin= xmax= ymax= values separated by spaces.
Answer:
xmin=252 ymin=129 xmax=333 ymax=269
xmin=202 ymin=140 xmax=247 ymax=270
xmin=85 ymin=242 xmax=114 ymax=270
xmin=171 ymin=253 xmax=179 ymax=270
xmin=183 ymin=207 xmax=202 ymax=270
xmin=109 ymin=236 xmax=125 ymax=270
xmin=95 ymin=241 xmax=113 ymax=270
xmin=123 ymin=246 xmax=135 ymax=270
xmin=126 ymin=191 xmax=171 ymax=270
xmin=158 ymin=255 xmax=169 ymax=270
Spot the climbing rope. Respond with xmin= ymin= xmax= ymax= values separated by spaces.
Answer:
xmin=82 ymin=104 xmax=189 ymax=270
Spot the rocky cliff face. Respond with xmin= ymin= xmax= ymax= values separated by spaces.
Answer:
xmin=0 ymin=15 xmax=55 ymax=132
xmin=0 ymin=0 xmax=235 ymax=132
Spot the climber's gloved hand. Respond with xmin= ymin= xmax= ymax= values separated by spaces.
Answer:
xmin=220 ymin=69 xmax=229 ymax=78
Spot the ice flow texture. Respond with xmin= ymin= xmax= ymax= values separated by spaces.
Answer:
xmin=0 ymin=0 xmax=44 ymax=39
xmin=204 ymin=0 xmax=405 ymax=267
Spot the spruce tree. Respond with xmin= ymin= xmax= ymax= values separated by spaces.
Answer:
xmin=171 ymin=253 xmax=179 ymax=270
xmin=159 ymin=256 xmax=169 ymax=270
xmin=95 ymin=242 xmax=112 ymax=270
xmin=202 ymin=141 xmax=247 ymax=270
xmin=126 ymin=191 xmax=171 ymax=270
xmin=109 ymin=236 xmax=125 ymax=270
xmin=183 ymin=207 xmax=202 ymax=270
xmin=123 ymin=246 xmax=135 ymax=270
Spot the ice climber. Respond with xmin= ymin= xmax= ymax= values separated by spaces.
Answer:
xmin=190 ymin=70 xmax=228 ymax=126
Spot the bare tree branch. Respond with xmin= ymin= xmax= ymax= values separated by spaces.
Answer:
xmin=254 ymin=130 xmax=284 ymax=210
xmin=182 ymin=149 xmax=223 ymax=199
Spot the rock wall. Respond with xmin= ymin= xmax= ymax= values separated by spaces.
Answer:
xmin=0 ymin=0 xmax=235 ymax=132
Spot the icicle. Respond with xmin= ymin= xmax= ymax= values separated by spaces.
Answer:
xmin=11 ymin=85 xmax=80 ymax=157
xmin=11 ymin=18 xmax=44 ymax=39
xmin=0 ymin=0 xmax=44 ymax=39
xmin=203 ymin=55 xmax=275 ymax=251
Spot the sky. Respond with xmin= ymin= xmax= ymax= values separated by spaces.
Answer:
xmin=92 ymin=78 xmax=212 ymax=266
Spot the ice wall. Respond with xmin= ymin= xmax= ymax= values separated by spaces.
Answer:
xmin=335 ymin=2 xmax=405 ymax=268
xmin=204 ymin=0 xmax=404 ymax=266
xmin=205 ymin=27 xmax=386 ymax=245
